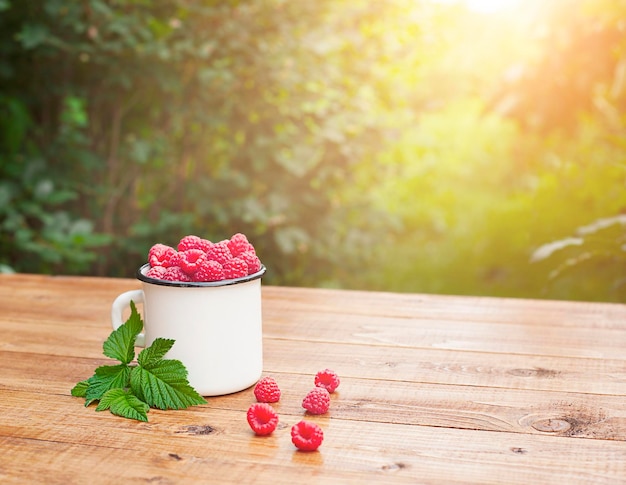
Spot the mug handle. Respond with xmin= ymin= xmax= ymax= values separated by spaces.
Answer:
xmin=111 ymin=289 xmax=146 ymax=347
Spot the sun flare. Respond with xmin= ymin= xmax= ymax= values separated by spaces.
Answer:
xmin=432 ymin=0 xmax=521 ymax=14
xmin=465 ymin=0 xmax=520 ymax=13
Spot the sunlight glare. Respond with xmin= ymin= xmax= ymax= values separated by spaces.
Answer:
xmin=466 ymin=0 xmax=520 ymax=13
xmin=433 ymin=0 xmax=521 ymax=14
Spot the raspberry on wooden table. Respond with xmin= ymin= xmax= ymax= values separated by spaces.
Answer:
xmin=253 ymin=376 xmax=281 ymax=403
xmin=314 ymin=369 xmax=340 ymax=393
xmin=247 ymin=403 xmax=279 ymax=435
xmin=302 ymin=387 xmax=330 ymax=415
xmin=291 ymin=421 xmax=324 ymax=451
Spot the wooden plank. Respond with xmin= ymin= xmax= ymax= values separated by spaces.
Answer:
xmin=2 ymin=274 xmax=626 ymax=484
xmin=2 ymin=274 xmax=625 ymax=330
xmin=3 ymin=308 xmax=626 ymax=363
xmin=3 ymin=279 xmax=626 ymax=363
xmin=1 ymin=395 xmax=625 ymax=484
xmin=2 ymin=275 xmax=625 ymax=361
xmin=1 ymin=436 xmax=408 ymax=485
xmin=4 ymin=355 xmax=626 ymax=442
xmin=0 ymin=274 xmax=138 ymax=328
xmin=262 ymin=312 xmax=626 ymax=360
xmin=261 ymin=285 xmax=626 ymax=329
xmin=262 ymin=340 xmax=626 ymax=396
xmin=4 ymin=332 xmax=626 ymax=397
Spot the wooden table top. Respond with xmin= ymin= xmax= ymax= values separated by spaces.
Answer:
xmin=1 ymin=273 xmax=626 ymax=484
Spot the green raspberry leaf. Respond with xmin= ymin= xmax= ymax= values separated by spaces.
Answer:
xmin=96 ymin=388 xmax=149 ymax=422
xmin=137 ymin=338 xmax=175 ymax=368
xmin=74 ymin=307 xmax=206 ymax=421
xmin=130 ymin=359 xmax=207 ymax=410
xmin=84 ymin=364 xmax=131 ymax=405
xmin=71 ymin=380 xmax=90 ymax=397
xmin=103 ymin=300 xmax=143 ymax=364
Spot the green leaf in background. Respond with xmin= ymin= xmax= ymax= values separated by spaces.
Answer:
xmin=102 ymin=301 xmax=142 ymax=364
xmin=96 ymin=388 xmax=149 ymax=422
xmin=18 ymin=23 xmax=49 ymax=49
xmin=60 ymin=96 xmax=88 ymax=128
xmin=130 ymin=359 xmax=206 ymax=410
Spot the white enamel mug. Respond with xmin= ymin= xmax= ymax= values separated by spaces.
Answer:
xmin=111 ymin=263 xmax=266 ymax=396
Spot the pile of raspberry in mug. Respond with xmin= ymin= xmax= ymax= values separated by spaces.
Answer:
xmin=146 ymin=233 xmax=262 ymax=282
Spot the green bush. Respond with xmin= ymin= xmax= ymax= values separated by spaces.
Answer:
xmin=1 ymin=0 xmax=624 ymax=302
xmin=0 ymin=0 xmax=404 ymax=282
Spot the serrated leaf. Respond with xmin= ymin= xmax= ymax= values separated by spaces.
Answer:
xmin=96 ymin=388 xmax=149 ymax=422
xmin=103 ymin=300 xmax=143 ymax=363
xmin=73 ymin=303 xmax=205 ymax=421
xmin=130 ymin=360 xmax=206 ymax=410
xmin=84 ymin=364 xmax=131 ymax=404
xmin=137 ymin=338 xmax=175 ymax=368
xmin=71 ymin=380 xmax=89 ymax=397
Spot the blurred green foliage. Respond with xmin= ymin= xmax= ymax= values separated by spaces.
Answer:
xmin=0 ymin=0 xmax=624 ymax=302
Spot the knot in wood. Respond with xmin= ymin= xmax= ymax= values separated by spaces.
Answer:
xmin=531 ymin=418 xmax=572 ymax=433
xmin=381 ymin=462 xmax=407 ymax=472
xmin=507 ymin=367 xmax=559 ymax=378
xmin=175 ymin=425 xmax=216 ymax=435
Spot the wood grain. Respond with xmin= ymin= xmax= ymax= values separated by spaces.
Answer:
xmin=3 ymin=392 xmax=626 ymax=485
xmin=1 ymin=273 xmax=625 ymax=484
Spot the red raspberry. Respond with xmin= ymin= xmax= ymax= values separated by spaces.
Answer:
xmin=206 ymin=241 xmax=233 ymax=265
xmin=161 ymin=266 xmax=192 ymax=282
xmin=223 ymin=257 xmax=248 ymax=279
xmin=162 ymin=251 xmax=181 ymax=268
xmin=253 ymin=376 xmax=281 ymax=403
xmin=302 ymin=387 xmax=330 ymax=415
xmin=200 ymin=239 xmax=213 ymax=252
xmin=227 ymin=233 xmax=255 ymax=257
xmin=179 ymin=248 xmax=207 ymax=276
xmin=239 ymin=250 xmax=261 ymax=274
xmin=146 ymin=266 xmax=167 ymax=279
xmin=246 ymin=403 xmax=279 ymax=436
xmin=193 ymin=260 xmax=224 ymax=282
xmin=178 ymin=235 xmax=212 ymax=252
xmin=148 ymin=244 xmax=176 ymax=267
xmin=291 ymin=421 xmax=324 ymax=451
xmin=314 ymin=369 xmax=340 ymax=393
